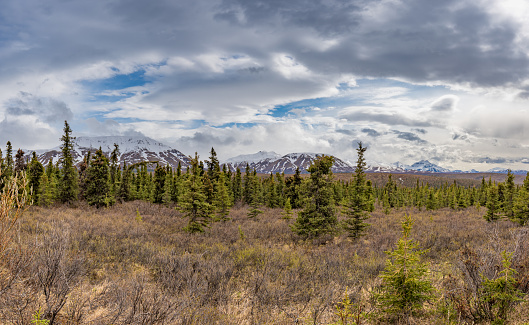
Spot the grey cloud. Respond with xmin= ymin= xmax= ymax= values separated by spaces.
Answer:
xmin=361 ymin=128 xmax=382 ymax=137
xmin=4 ymin=92 xmax=73 ymax=124
xmin=336 ymin=129 xmax=355 ymax=136
xmin=392 ymin=130 xmax=427 ymax=144
xmin=0 ymin=118 xmax=58 ymax=149
xmin=413 ymin=128 xmax=427 ymax=134
xmin=452 ymin=133 xmax=468 ymax=141
xmin=431 ymin=96 xmax=457 ymax=111
xmin=340 ymin=111 xmax=433 ymax=127
xmin=85 ymin=118 xmax=121 ymax=135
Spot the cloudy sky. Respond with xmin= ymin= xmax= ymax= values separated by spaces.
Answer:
xmin=2 ymin=0 xmax=529 ymax=170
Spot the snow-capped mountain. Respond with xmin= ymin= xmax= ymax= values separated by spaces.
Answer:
xmin=224 ymin=152 xmax=355 ymax=174
xmin=225 ymin=151 xmax=282 ymax=164
xmin=29 ymin=136 xmax=191 ymax=168
xmin=407 ymin=160 xmax=451 ymax=173
xmin=485 ymin=168 xmax=528 ymax=175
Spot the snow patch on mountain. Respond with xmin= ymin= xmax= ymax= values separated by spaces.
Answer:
xmin=225 ymin=151 xmax=282 ymax=164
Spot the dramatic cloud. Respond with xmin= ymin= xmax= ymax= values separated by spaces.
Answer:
xmin=1 ymin=0 xmax=529 ymax=170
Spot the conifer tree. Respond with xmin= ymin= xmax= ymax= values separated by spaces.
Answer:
xmin=162 ymin=167 xmax=173 ymax=205
xmin=285 ymin=167 xmax=303 ymax=208
xmin=4 ymin=141 xmax=13 ymax=180
xmin=374 ymin=214 xmax=435 ymax=323
xmin=213 ymin=172 xmax=232 ymax=221
xmin=14 ymin=148 xmax=26 ymax=174
xmin=503 ymin=170 xmax=515 ymax=219
xmin=179 ymin=153 xmax=213 ymax=233
xmin=117 ymin=162 xmax=132 ymax=202
xmin=281 ymin=197 xmax=294 ymax=219
xmin=247 ymin=172 xmax=263 ymax=219
xmin=153 ymin=164 xmax=166 ymax=204
xmin=513 ymin=172 xmax=529 ymax=226
xmin=85 ymin=148 xmax=113 ymax=207
xmin=232 ymin=167 xmax=242 ymax=203
xmin=342 ymin=142 xmax=371 ymax=239
xmin=291 ymin=155 xmax=337 ymax=239
xmin=206 ymin=147 xmax=221 ymax=183
xmin=58 ymin=120 xmax=79 ymax=203
xmin=110 ymin=143 xmax=120 ymax=196
xmin=27 ymin=152 xmax=44 ymax=203
xmin=484 ymin=183 xmax=502 ymax=222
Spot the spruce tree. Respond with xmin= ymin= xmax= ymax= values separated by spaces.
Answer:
xmin=484 ymin=184 xmax=501 ymax=222
xmin=85 ymin=148 xmax=113 ymax=207
xmin=503 ymin=170 xmax=515 ymax=219
xmin=58 ymin=120 xmax=79 ymax=203
xmin=110 ymin=143 xmax=120 ymax=196
xmin=291 ymin=155 xmax=337 ymax=239
xmin=213 ymin=172 xmax=232 ymax=221
xmin=374 ymin=214 xmax=435 ymax=323
xmin=179 ymin=153 xmax=213 ymax=233
xmin=4 ymin=141 xmax=13 ymax=180
xmin=513 ymin=172 xmax=529 ymax=226
xmin=27 ymin=152 xmax=45 ymax=203
xmin=153 ymin=164 xmax=166 ymax=204
xmin=342 ymin=142 xmax=371 ymax=239
xmin=232 ymin=167 xmax=242 ymax=204
xmin=14 ymin=148 xmax=26 ymax=174
xmin=117 ymin=162 xmax=132 ymax=202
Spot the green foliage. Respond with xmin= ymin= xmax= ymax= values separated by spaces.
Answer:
xmin=342 ymin=142 xmax=371 ymax=239
xmin=85 ymin=148 xmax=114 ymax=208
xmin=179 ymin=153 xmax=214 ymax=233
xmin=281 ymin=197 xmax=294 ymax=219
xmin=484 ymin=183 xmax=502 ymax=222
xmin=213 ymin=172 xmax=232 ymax=221
xmin=58 ymin=120 xmax=79 ymax=203
xmin=373 ymin=214 xmax=435 ymax=323
xmin=31 ymin=308 xmax=50 ymax=325
xmin=513 ymin=172 xmax=529 ymax=226
xmin=291 ymin=155 xmax=337 ymax=239
xmin=480 ymin=251 xmax=524 ymax=325
xmin=332 ymin=288 xmax=367 ymax=325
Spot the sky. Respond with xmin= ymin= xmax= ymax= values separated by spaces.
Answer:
xmin=1 ymin=0 xmax=529 ymax=170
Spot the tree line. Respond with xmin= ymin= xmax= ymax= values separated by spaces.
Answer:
xmin=1 ymin=121 xmax=528 ymax=236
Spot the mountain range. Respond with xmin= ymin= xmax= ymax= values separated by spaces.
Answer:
xmin=23 ymin=135 xmax=528 ymax=175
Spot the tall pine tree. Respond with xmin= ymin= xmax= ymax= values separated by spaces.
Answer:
xmin=342 ymin=142 xmax=371 ymax=239
xmin=291 ymin=155 xmax=337 ymax=239
xmin=58 ymin=121 xmax=79 ymax=203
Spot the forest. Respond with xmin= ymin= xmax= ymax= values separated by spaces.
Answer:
xmin=0 ymin=121 xmax=528 ymax=324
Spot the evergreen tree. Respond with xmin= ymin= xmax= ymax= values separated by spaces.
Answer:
xmin=58 ymin=121 xmax=79 ymax=203
xmin=342 ymin=142 xmax=371 ymax=239
xmin=374 ymin=214 xmax=435 ymax=323
xmin=230 ymin=167 xmax=241 ymax=204
xmin=281 ymin=197 xmax=294 ymax=219
xmin=513 ymin=172 xmax=529 ymax=226
xmin=503 ymin=170 xmax=515 ymax=219
xmin=14 ymin=148 xmax=26 ymax=174
xmin=206 ymin=147 xmax=221 ymax=183
xmin=153 ymin=164 xmax=166 ymax=204
xmin=117 ymin=162 xmax=132 ymax=202
xmin=27 ymin=152 xmax=45 ymax=203
xmin=247 ymin=172 xmax=263 ymax=219
xmin=4 ymin=141 xmax=13 ymax=180
xmin=179 ymin=153 xmax=213 ymax=233
xmin=110 ymin=143 xmax=120 ymax=196
xmin=85 ymin=148 xmax=113 ymax=207
xmin=291 ymin=155 xmax=337 ymax=239
xmin=285 ymin=167 xmax=303 ymax=208
xmin=484 ymin=184 xmax=502 ymax=222
xmin=213 ymin=172 xmax=232 ymax=221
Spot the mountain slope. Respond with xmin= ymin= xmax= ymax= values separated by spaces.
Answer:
xmin=30 ymin=136 xmax=191 ymax=168
xmin=224 ymin=152 xmax=355 ymax=174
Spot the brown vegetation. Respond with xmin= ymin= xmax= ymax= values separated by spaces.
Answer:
xmin=0 ymin=201 xmax=528 ymax=324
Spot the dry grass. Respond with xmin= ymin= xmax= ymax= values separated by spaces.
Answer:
xmin=0 ymin=201 xmax=527 ymax=324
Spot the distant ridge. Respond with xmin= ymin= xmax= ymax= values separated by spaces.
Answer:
xmin=28 ymin=135 xmax=191 ymax=168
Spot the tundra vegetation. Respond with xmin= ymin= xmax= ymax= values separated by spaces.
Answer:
xmin=0 ymin=121 xmax=527 ymax=324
